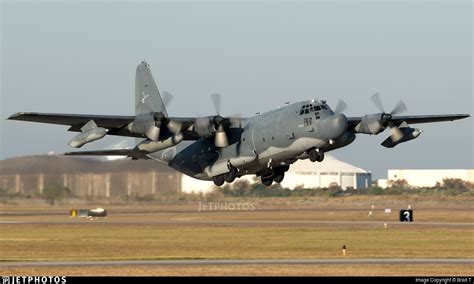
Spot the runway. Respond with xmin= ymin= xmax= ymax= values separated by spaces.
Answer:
xmin=1 ymin=259 xmax=473 ymax=267
xmin=1 ymin=220 xmax=472 ymax=227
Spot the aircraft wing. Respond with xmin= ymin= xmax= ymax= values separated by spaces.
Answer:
xmin=347 ymin=114 xmax=470 ymax=130
xmin=7 ymin=112 xmax=199 ymax=139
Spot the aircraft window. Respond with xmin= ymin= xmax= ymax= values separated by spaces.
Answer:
xmin=315 ymin=105 xmax=321 ymax=111
xmin=321 ymin=105 xmax=328 ymax=110
xmin=299 ymin=109 xmax=304 ymax=115
xmin=315 ymin=116 xmax=320 ymax=119
xmin=304 ymin=108 xmax=309 ymax=114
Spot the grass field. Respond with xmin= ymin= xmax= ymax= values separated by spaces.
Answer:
xmin=1 ymin=196 xmax=473 ymax=276
xmin=1 ymin=225 xmax=473 ymax=261
xmin=2 ymin=265 xmax=473 ymax=276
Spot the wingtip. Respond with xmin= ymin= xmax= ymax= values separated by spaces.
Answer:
xmin=7 ymin=112 xmax=24 ymax=120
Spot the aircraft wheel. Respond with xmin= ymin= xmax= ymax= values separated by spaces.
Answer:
xmin=309 ymin=149 xmax=319 ymax=162
xmin=224 ymin=168 xmax=237 ymax=183
xmin=317 ymin=151 xmax=325 ymax=162
xmin=261 ymin=178 xmax=273 ymax=186
xmin=213 ymin=175 xmax=225 ymax=186
xmin=273 ymin=173 xmax=285 ymax=183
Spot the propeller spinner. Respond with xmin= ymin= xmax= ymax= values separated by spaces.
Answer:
xmin=370 ymin=93 xmax=407 ymax=142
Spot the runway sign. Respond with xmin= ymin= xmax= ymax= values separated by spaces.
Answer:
xmin=399 ymin=209 xmax=413 ymax=222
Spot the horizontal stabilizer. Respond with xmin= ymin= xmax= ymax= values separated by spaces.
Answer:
xmin=64 ymin=149 xmax=149 ymax=160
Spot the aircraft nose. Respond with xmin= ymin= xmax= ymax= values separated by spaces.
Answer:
xmin=318 ymin=113 xmax=348 ymax=140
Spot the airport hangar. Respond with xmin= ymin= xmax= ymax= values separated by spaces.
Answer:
xmin=0 ymin=155 xmax=372 ymax=197
xmin=182 ymin=155 xmax=372 ymax=194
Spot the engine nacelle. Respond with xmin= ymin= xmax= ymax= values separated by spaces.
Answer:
xmin=354 ymin=113 xmax=387 ymax=135
xmin=128 ymin=113 xmax=155 ymax=134
xmin=134 ymin=132 xmax=184 ymax=153
xmin=381 ymin=127 xmax=422 ymax=148
xmin=192 ymin=117 xmax=217 ymax=138
xmin=127 ymin=112 xmax=165 ymax=141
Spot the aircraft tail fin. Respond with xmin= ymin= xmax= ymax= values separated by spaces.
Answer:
xmin=135 ymin=61 xmax=168 ymax=117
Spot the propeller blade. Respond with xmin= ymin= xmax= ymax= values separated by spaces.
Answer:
xmin=210 ymin=93 xmax=222 ymax=115
xmin=215 ymin=124 xmax=229 ymax=148
xmin=367 ymin=119 xmax=383 ymax=135
xmin=167 ymin=120 xmax=182 ymax=135
xmin=334 ymin=99 xmax=348 ymax=114
xmin=229 ymin=114 xmax=242 ymax=128
xmin=162 ymin=91 xmax=174 ymax=107
xmin=390 ymin=100 xmax=407 ymax=115
xmin=390 ymin=126 xmax=404 ymax=142
xmin=370 ymin=93 xmax=385 ymax=113
xmin=145 ymin=125 xmax=160 ymax=141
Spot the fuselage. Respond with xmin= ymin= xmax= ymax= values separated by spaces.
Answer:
xmin=148 ymin=99 xmax=356 ymax=181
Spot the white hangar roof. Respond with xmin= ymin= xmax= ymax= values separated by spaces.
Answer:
xmin=289 ymin=155 xmax=370 ymax=174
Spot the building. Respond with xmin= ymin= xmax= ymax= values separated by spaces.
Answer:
xmin=182 ymin=155 xmax=372 ymax=193
xmin=0 ymin=156 xmax=181 ymax=198
xmin=278 ymin=155 xmax=372 ymax=190
xmin=1 ymin=155 xmax=372 ymax=197
xmin=386 ymin=169 xmax=474 ymax=188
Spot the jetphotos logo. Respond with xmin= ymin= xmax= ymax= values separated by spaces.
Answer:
xmin=1 ymin=276 xmax=66 ymax=284
xmin=198 ymin=202 xmax=256 ymax=212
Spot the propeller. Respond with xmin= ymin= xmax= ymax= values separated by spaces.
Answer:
xmin=162 ymin=91 xmax=174 ymax=108
xmin=333 ymin=99 xmax=348 ymax=114
xmin=370 ymin=93 xmax=407 ymax=142
xmin=144 ymin=112 xmax=163 ymax=141
xmin=133 ymin=91 xmax=183 ymax=141
xmin=209 ymin=93 xmax=230 ymax=147
xmin=161 ymin=91 xmax=184 ymax=135
xmin=191 ymin=93 xmax=243 ymax=148
xmin=210 ymin=93 xmax=222 ymax=115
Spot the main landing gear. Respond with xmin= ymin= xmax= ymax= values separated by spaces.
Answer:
xmin=308 ymin=148 xmax=325 ymax=162
xmin=213 ymin=164 xmax=238 ymax=186
xmin=260 ymin=166 xmax=288 ymax=186
xmin=213 ymin=175 xmax=225 ymax=186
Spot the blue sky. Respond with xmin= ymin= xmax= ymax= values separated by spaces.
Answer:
xmin=1 ymin=0 xmax=472 ymax=178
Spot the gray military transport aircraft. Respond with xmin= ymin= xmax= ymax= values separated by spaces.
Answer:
xmin=8 ymin=62 xmax=470 ymax=186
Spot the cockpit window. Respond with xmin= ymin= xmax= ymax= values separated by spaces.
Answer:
xmin=299 ymin=103 xmax=328 ymax=115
